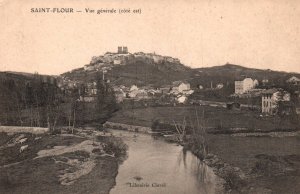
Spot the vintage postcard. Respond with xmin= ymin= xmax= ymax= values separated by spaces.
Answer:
xmin=0 ymin=0 xmax=300 ymax=193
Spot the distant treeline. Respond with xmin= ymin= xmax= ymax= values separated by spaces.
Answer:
xmin=0 ymin=73 xmax=117 ymax=131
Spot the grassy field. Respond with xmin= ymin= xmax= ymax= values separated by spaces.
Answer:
xmin=207 ymin=135 xmax=300 ymax=193
xmin=109 ymin=105 xmax=299 ymax=131
xmin=0 ymin=131 xmax=126 ymax=194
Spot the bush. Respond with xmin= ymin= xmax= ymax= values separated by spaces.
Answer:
xmin=251 ymin=154 xmax=287 ymax=176
xmin=185 ymin=133 xmax=208 ymax=160
xmin=222 ymin=169 xmax=245 ymax=191
xmin=151 ymin=120 xmax=177 ymax=132
xmin=99 ymin=136 xmax=128 ymax=158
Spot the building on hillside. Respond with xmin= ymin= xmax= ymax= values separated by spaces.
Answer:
xmin=130 ymin=85 xmax=138 ymax=91
xmin=128 ymin=85 xmax=139 ymax=98
xmin=67 ymin=81 xmax=77 ymax=89
xmin=159 ymin=85 xmax=172 ymax=94
xmin=113 ymin=86 xmax=127 ymax=103
xmin=253 ymin=79 xmax=259 ymax=87
xmin=80 ymin=96 xmax=96 ymax=102
xmin=117 ymin=46 xmax=128 ymax=54
xmin=164 ymin=56 xmax=180 ymax=63
xmin=90 ymin=56 xmax=104 ymax=64
xmin=135 ymin=90 xmax=149 ymax=100
xmin=171 ymin=81 xmax=191 ymax=94
xmin=261 ymin=88 xmax=291 ymax=115
xmin=152 ymin=55 xmax=164 ymax=64
xmin=123 ymin=47 xmax=128 ymax=53
xmin=197 ymin=84 xmax=204 ymax=89
xmin=127 ymin=86 xmax=149 ymax=100
xmin=84 ymin=64 xmax=96 ymax=71
xmin=113 ymin=59 xmax=122 ymax=65
xmin=118 ymin=47 xmax=122 ymax=54
xmin=176 ymin=95 xmax=187 ymax=104
xmin=216 ymin=83 xmax=224 ymax=89
xmin=262 ymin=79 xmax=269 ymax=86
xmin=286 ymin=76 xmax=300 ymax=86
xmin=235 ymin=78 xmax=256 ymax=94
xmin=115 ymin=90 xmax=126 ymax=103
xmin=102 ymin=54 xmax=114 ymax=63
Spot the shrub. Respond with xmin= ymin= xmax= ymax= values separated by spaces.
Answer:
xmin=222 ymin=169 xmax=245 ymax=191
xmin=99 ymin=136 xmax=128 ymax=158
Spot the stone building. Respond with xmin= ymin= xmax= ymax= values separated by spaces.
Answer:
xmin=235 ymin=78 xmax=255 ymax=94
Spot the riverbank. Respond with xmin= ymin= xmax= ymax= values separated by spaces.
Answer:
xmin=0 ymin=129 xmax=127 ymax=194
xmin=108 ymin=106 xmax=300 ymax=193
xmin=107 ymin=129 xmax=225 ymax=194
xmin=108 ymin=106 xmax=299 ymax=132
xmin=186 ymin=134 xmax=300 ymax=193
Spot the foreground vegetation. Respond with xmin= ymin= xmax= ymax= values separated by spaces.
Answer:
xmin=0 ymin=129 xmax=127 ymax=194
xmin=0 ymin=73 xmax=117 ymax=130
xmin=207 ymin=135 xmax=300 ymax=193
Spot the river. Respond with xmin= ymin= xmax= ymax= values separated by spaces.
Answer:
xmin=108 ymin=130 xmax=224 ymax=194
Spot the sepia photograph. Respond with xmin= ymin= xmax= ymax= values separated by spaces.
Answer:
xmin=0 ymin=0 xmax=300 ymax=193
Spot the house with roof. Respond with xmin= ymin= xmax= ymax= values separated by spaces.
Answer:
xmin=152 ymin=54 xmax=164 ymax=64
xmin=126 ymin=85 xmax=150 ymax=100
xmin=171 ymin=81 xmax=191 ymax=94
xmin=261 ymin=88 xmax=290 ymax=115
xmin=115 ymin=90 xmax=126 ymax=103
xmin=177 ymin=95 xmax=187 ymax=104
xmin=262 ymin=79 xmax=269 ymax=86
xmin=286 ymin=76 xmax=300 ymax=86
xmin=216 ymin=83 xmax=224 ymax=89
xmin=159 ymin=85 xmax=172 ymax=94
xmin=253 ymin=79 xmax=259 ymax=87
xmin=85 ymin=82 xmax=97 ymax=96
xmin=235 ymin=78 xmax=256 ymax=94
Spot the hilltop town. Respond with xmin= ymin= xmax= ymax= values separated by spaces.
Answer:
xmin=56 ymin=47 xmax=300 ymax=117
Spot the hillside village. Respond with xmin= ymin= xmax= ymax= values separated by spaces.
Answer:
xmin=57 ymin=47 xmax=300 ymax=117
xmin=2 ymin=47 xmax=298 ymax=128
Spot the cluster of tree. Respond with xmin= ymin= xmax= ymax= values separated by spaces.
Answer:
xmin=0 ymin=77 xmax=26 ymax=125
xmin=0 ymin=73 xmax=118 ymax=132
xmin=95 ymin=76 xmax=118 ymax=119
xmin=0 ymin=73 xmax=61 ymax=129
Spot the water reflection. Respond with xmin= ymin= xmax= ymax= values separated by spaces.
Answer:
xmin=177 ymin=147 xmax=222 ymax=194
xmin=109 ymin=130 xmax=223 ymax=194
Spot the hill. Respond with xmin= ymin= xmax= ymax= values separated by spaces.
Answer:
xmin=2 ymin=54 xmax=300 ymax=90
xmin=61 ymin=52 xmax=193 ymax=87
xmin=189 ymin=64 xmax=300 ymax=88
xmin=59 ymin=48 xmax=300 ymax=89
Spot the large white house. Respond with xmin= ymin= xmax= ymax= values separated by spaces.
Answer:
xmin=235 ymin=78 xmax=256 ymax=94
xmin=171 ymin=81 xmax=191 ymax=94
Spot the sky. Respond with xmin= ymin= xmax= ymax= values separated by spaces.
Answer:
xmin=0 ymin=0 xmax=300 ymax=75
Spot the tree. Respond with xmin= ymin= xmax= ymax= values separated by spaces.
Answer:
xmin=68 ymin=87 xmax=80 ymax=133
xmin=96 ymin=76 xmax=117 ymax=121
